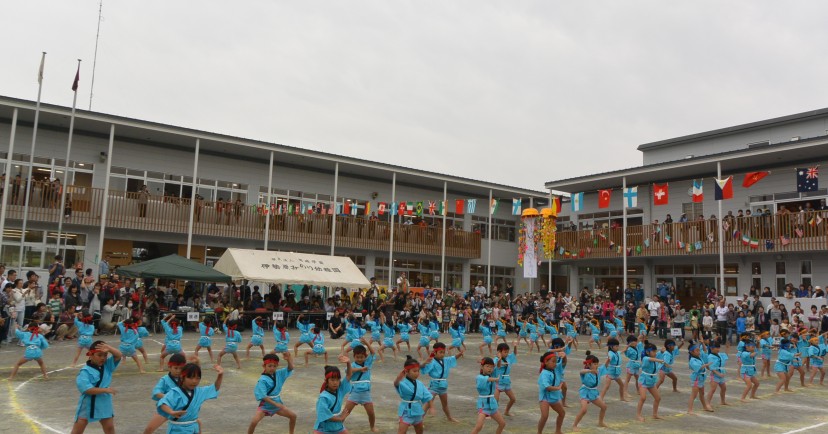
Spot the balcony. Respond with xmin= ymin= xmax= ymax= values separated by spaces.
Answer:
xmin=555 ymin=212 xmax=827 ymax=260
xmin=1 ymin=184 xmax=481 ymax=259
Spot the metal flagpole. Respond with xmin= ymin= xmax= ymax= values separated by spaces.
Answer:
xmin=441 ymin=181 xmax=447 ymax=292
xmin=623 ymin=177 xmax=628 ymax=296
xmin=97 ymin=125 xmax=115 ymax=264
xmin=263 ymin=151 xmax=273 ymax=250
xmin=548 ymin=191 xmax=553 ymax=292
xmin=19 ymin=52 xmax=46 ymax=268
xmin=56 ymin=59 xmax=82 ymax=256
xmin=0 ymin=108 xmax=18 ymax=259
xmin=330 ymin=162 xmax=339 ymax=256
xmin=487 ymin=189 xmax=493 ymax=294
xmin=89 ymin=0 xmax=103 ymax=110
xmin=528 ymin=197 xmax=533 ymax=293
xmin=186 ymin=139 xmax=199 ymax=259
xmin=717 ymin=162 xmax=725 ymax=293
xmin=388 ymin=172 xmax=396 ymax=290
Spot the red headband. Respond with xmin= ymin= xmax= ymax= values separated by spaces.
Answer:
xmin=404 ymin=360 xmax=419 ymax=371
xmin=82 ymin=316 xmax=93 ymax=324
xmin=28 ymin=325 xmax=40 ymax=337
xmin=168 ymin=361 xmax=186 ymax=367
xmin=86 ymin=348 xmax=105 ymax=356
xmin=263 ymin=361 xmax=279 ymax=367
xmin=320 ymin=371 xmax=341 ymax=392
xmin=539 ymin=353 xmax=557 ymax=373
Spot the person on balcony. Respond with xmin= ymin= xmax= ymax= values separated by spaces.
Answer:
xmin=137 ymin=184 xmax=150 ymax=218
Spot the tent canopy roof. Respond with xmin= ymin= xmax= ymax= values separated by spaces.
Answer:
xmin=117 ymin=254 xmax=232 ymax=283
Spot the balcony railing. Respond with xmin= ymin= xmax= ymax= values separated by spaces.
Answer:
xmin=555 ymin=212 xmax=827 ymax=260
xmin=1 ymin=183 xmax=481 ymax=258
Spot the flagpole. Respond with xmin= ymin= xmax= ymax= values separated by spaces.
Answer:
xmin=487 ymin=189 xmax=493 ymax=294
xmin=622 ymin=176 xmax=628 ymax=297
xmin=548 ymin=191 xmax=553 ymax=292
xmin=19 ymin=52 xmax=46 ymax=268
xmin=186 ymin=139 xmax=199 ymax=259
xmin=263 ymin=151 xmax=273 ymax=251
xmin=55 ymin=59 xmax=82 ymax=257
xmin=0 ymin=108 xmax=19 ymax=261
xmin=441 ymin=181 xmax=447 ymax=292
xmin=388 ymin=172 xmax=396 ymax=291
xmin=717 ymin=162 xmax=724 ymax=294
xmin=330 ymin=162 xmax=339 ymax=256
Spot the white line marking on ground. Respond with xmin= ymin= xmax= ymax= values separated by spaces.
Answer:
xmin=781 ymin=422 xmax=828 ymax=434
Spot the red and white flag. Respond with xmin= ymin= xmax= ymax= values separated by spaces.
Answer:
xmin=653 ymin=183 xmax=669 ymax=206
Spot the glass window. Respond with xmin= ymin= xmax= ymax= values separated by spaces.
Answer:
xmin=654 ymin=265 xmax=673 ymax=274
xmin=775 ymin=262 xmax=786 ymax=275
xmin=674 ymin=265 xmax=694 ymax=274
xmin=697 ymin=264 xmax=718 ymax=274
xmin=801 ymin=261 xmax=812 ymax=275
xmin=724 ymin=263 xmax=739 ymax=274
xmin=751 ymin=262 xmax=761 ymax=275
xmin=776 ymin=277 xmax=786 ymax=296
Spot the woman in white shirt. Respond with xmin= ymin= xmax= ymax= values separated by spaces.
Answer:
xmin=12 ymin=279 xmax=27 ymax=329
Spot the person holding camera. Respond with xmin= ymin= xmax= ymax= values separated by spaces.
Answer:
xmin=137 ymin=184 xmax=150 ymax=217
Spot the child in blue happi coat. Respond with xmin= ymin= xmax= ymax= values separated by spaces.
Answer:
xmin=705 ymin=340 xmax=729 ymax=406
xmin=572 ymin=351 xmax=608 ymax=431
xmin=343 ymin=344 xmax=378 ymax=432
xmin=273 ymin=321 xmax=290 ymax=354
xmin=687 ymin=340 xmax=714 ymax=414
xmin=194 ymin=317 xmax=216 ymax=363
xmin=304 ymin=327 xmax=328 ymax=366
xmin=421 ymin=341 xmax=463 ymax=422
xmin=313 ymin=357 xmax=354 ymax=434
xmin=157 ymin=363 xmax=224 ymax=434
xmin=73 ymin=341 xmax=123 ymax=434
xmin=118 ymin=318 xmax=146 ymax=373
xmin=537 ymin=351 xmax=565 ymax=434
xmin=479 ymin=320 xmax=494 ymax=356
xmin=655 ymin=338 xmax=682 ymax=392
xmin=294 ymin=314 xmax=315 ymax=357
xmin=8 ymin=321 xmax=49 ymax=380
xmin=636 ymin=341 xmax=663 ymax=422
xmin=158 ymin=314 xmax=186 ymax=371
xmin=246 ymin=317 xmax=267 ymax=359
xmin=378 ymin=314 xmax=398 ymax=361
xmin=143 ymin=353 xmax=188 ymax=434
xmin=247 ymin=352 xmax=296 ymax=434
xmin=394 ymin=356 xmax=434 ymax=434
xmin=740 ymin=339 xmax=760 ymax=401
xmin=217 ymin=319 xmax=243 ymax=369
xmin=470 ymin=357 xmax=507 ymax=434
xmin=72 ymin=310 xmax=97 ymax=366
xmin=494 ymin=342 xmax=518 ymax=415
xmin=395 ymin=316 xmax=412 ymax=352
xmin=599 ymin=338 xmax=628 ymax=401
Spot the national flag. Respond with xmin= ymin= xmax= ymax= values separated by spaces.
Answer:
xmin=406 ymin=202 xmax=414 ymax=215
xmin=415 ymin=201 xmax=424 ymax=217
xmin=598 ymin=189 xmax=611 ymax=209
xmin=351 ymin=201 xmax=359 ymax=216
xmin=722 ymin=220 xmax=730 ymax=232
xmin=609 ymin=241 xmax=615 ymax=250
xmin=511 ymin=198 xmax=521 ymax=215
xmin=489 ymin=198 xmax=499 ymax=215
xmin=714 ymin=176 xmax=733 ymax=200
xmin=732 ymin=229 xmax=740 ymax=239
xmin=390 ymin=202 xmax=398 ymax=216
xmin=654 ymin=225 xmax=662 ymax=234
xmin=677 ymin=240 xmax=685 ymax=249
xmin=780 ymin=234 xmax=791 ymax=246
xmin=558 ymin=246 xmax=565 ymax=255
xmin=598 ymin=231 xmax=607 ymax=241
xmin=692 ymin=179 xmax=704 ymax=203
xmin=808 ymin=216 xmax=816 ymax=226
xmin=467 ymin=199 xmax=477 ymax=214
xmin=454 ymin=199 xmax=465 ymax=215
xmin=364 ymin=201 xmax=371 ymax=215
xmin=795 ymin=228 xmax=804 ymax=238
xmin=742 ymin=171 xmax=769 ymax=188
xmin=564 ymin=250 xmax=572 ymax=258
xmin=37 ymin=52 xmax=45 ymax=84
xmin=623 ymin=187 xmax=638 ymax=208
xmin=593 ymin=238 xmax=598 ymax=247
xmin=741 ymin=234 xmax=750 ymax=245
xmin=438 ymin=200 xmax=446 ymax=216
xmin=427 ymin=200 xmax=436 ymax=215
xmin=635 ymin=245 xmax=642 ymax=254
xmin=749 ymin=238 xmax=759 ymax=249
xmin=72 ymin=64 xmax=80 ymax=91
xmin=644 ymin=239 xmax=650 ymax=248
xmin=378 ymin=202 xmax=387 ymax=215
xmin=796 ymin=167 xmax=819 ymax=192
xmin=616 ymin=245 xmax=623 ymax=254
xmin=571 ymin=192 xmax=584 ymax=212
xmin=765 ymin=239 xmax=774 ymax=250
xmin=343 ymin=201 xmax=352 ymax=215
xmin=626 ymin=247 xmax=632 ymax=256
xmin=586 ymin=247 xmax=592 ymax=254
xmin=707 ymin=232 xmax=714 ymax=243
xmin=687 ymin=243 xmax=694 ymax=253
xmin=695 ymin=241 xmax=703 ymax=251
xmin=289 ymin=203 xmax=296 ymax=214
xmin=552 ymin=197 xmax=561 ymax=214
xmin=653 ymin=183 xmax=669 ymax=206
xmin=397 ymin=202 xmax=406 ymax=216
xmin=664 ymin=234 xmax=672 ymax=244
xmin=818 ymin=215 xmax=824 ymax=226
xmin=578 ymin=249 xmax=585 ymax=258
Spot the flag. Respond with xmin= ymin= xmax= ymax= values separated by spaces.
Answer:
xmin=598 ymin=231 xmax=607 ymax=241
xmin=593 ymin=238 xmax=598 ymax=247
xmin=489 ymin=198 xmax=499 ymax=215
xmin=818 ymin=215 xmax=824 ymax=226
xmin=623 ymin=187 xmax=638 ymax=208
xmin=586 ymin=247 xmax=592 ymax=254
xmin=564 ymin=250 xmax=572 ymax=258
xmin=644 ymin=239 xmax=650 ymax=248
xmin=722 ymin=220 xmax=730 ymax=232
xmin=609 ymin=241 xmax=615 ymax=250
xmin=695 ymin=241 xmax=703 ymax=251
xmin=743 ymin=171 xmax=769 ymax=188
xmin=438 ymin=200 xmax=446 ymax=216
xmin=415 ymin=201 xmax=424 ymax=217
xmin=653 ymin=183 xmax=669 ymax=206
xmin=390 ymin=202 xmax=398 ymax=216
xmin=343 ymin=201 xmax=352 ymax=215
xmin=427 ymin=200 xmax=436 ymax=215
xmin=558 ymin=246 xmax=565 ymax=255
xmin=578 ymin=249 xmax=585 ymax=258
xmin=378 ymin=202 xmax=387 ymax=215
xmin=406 ymin=202 xmax=414 ymax=215
xmin=749 ymin=238 xmax=759 ymax=249
xmin=616 ymin=245 xmax=623 ymax=254
xmin=808 ymin=216 xmax=816 ymax=226
xmin=677 ymin=240 xmax=685 ymax=249
xmin=364 ymin=201 xmax=371 ymax=215
xmin=796 ymin=167 xmax=819 ymax=192
xmin=714 ymin=176 xmax=733 ymax=200
xmin=707 ymin=232 xmax=714 ymax=243
xmin=37 ymin=52 xmax=45 ymax=84
xmin=511 ymin=198 xmax=521 ymax=215
xmin=635 ymin=245 xmax=642 ymax=254
xmin=780 ymin=234 xmax=791 ymax=246
xmin=598 ymin=189 xmax=611 ymax=209
xmin=765 ymin=239 xmax=774 ymax=250
xmin=72 ymin=64 xmax=80 ymax=91
xmin=795 ymin=228 xmax=804 ymax=238
xmin=732 ymin=229 xmax=740 ymax=239
xmin=626 ymin=247 xmax=632 ymax=256
xmin=467 ymin=199 xmax=477 ymax=214
xmin=655 ymin=225 xmax=662 ymax=234
xmin=571 ymin=192 xmax=583 ymax=212
xmin=552 ymin=197 xmax=561 ymax=214
xmin=454 ymin=199 xmax=465 ymax=215
xmin=664 ymin=234 xmax=671 ymax=244
xmin=351 ymin=201 xmax=359 ymax=216
xmin=397 ymin=202 xmax=406 ymax=216
xmin=686 ymin=243 xmax=694 ymax=253
xmin=741 ymin=234 xmax=750 ymax=245
xmin=692 ymin=179 xmax=704 ymax=203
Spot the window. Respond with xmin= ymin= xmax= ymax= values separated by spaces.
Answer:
xmin=697 ymin=264 xmax=718 ymax=274
xmin=375 ymin=259 xmax=463 ymax=290
xmin=724 ymin=264 xmax=739 ymax=274
xmin=801 ymin=261 xmax=812 ymax=275
xmin=471 ymin=216 xmax=517 ymax=242
xmin=682 ymin=202 xmax=704 ymax=221
xmin=776 ymin=261 xmax=786 ymax=296
xmin=751 ymin=262 xmax=761 ymax=275
xmin=655 ymin=265 xmax=673 ymax=274
xmin=775 ymin=262 xmax=786 ymax=275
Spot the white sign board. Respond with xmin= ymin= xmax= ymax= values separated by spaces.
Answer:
xmin=326 ymin=312 xmax=334 ymax=320
xmin=273 ymin=312 xmax=284 ymax=321
xmin=186 ymin=312 xmax=200 ymax=322
xmin=354 ymin=312 xmax=363 ymax=318
xmin=671 ymin=328 xmax=682 ymax=337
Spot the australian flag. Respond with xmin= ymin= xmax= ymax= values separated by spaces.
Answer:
xmin=796 ymin=167 xmax=819 ymax=192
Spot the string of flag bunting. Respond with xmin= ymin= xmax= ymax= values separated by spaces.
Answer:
xmin=246 ymin=197 xmax=557 ymax=217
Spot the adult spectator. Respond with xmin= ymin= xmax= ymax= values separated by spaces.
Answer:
xmin=768 ymin=300 xmax=783 ymax=325
xmin=672 ymin=301 xmax=686 ymax=340
xmin=23 ymin=271 xmax=43 ymax=323
xmin=1 ymin=269 xmax=16 ymax=298
xmin=714 ymin=299 xmax=729 ymax=341
xmin=11 ymin=278 xmax=27 ymax=333
xmin=647 ymin=296 xmax=661 ymax=333
xmin=634 ymin=285 xmax=645 ymax=305
xmin=504 ymin=281 xmax=515 ymax=300
xmin=761 ymin=286 xmax=773 ymax=297
xmin=474 ymin=280 xmax=488 ymax=298
xmin=48 ymin=254 xmax=65 ymax=285
xmin=0 ymin=264 xmax=7 ymax=290
xmin=657 ymin=281 xmax=670 ymax=301
xmin=99 ymin=298 xmax=118 ymax=334
xmin=99 ymin=255 xmax=110 ymax=277
xmin=329 ymin=311 xmax=344 ymax=339
xmin=624 ymin=285 xmax=633 ymax=304
xmin=63 ymin=284 xmax=83 ymax=312
xmin=1 ymin=283 xmax=12 ymax=344
xmin=755 ymin=306 xmax=770 ymax=332
xmin=726 ymin=303 xmax=737 ymax=348
xmin=54 ymin=309 xmax=79 ymax=341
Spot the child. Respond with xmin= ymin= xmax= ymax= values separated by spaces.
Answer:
xmin=71 ymin=310 xmax=96 ymax=366
xmin=158 ymin=363 xmax=224 ymax=433
xmin=246 ymin=317 xmax=266 ymax=359
xmin=788 ymin=333 xmax=807 ymax=388
xmin=343 ymin=344 xmax=379 ymax=433
xmin=428 ymin=316 xmax=441 ymax=343
xmin=305 ymin=327 xmax=328 ymax=366
xmin=394 ymin=356 xmax=434 ymax=434
xmin=447 ymin=321 xmax=464 ymax=355
xmin=604 ymin=319 xmax=618 ymax=340
xmin=470 ymin=357 xmax=507 ymax=434
xmin=549 ymin=337 xmax=571 ymax=407
xmin=655 ymin=339 xmax=682 ymax=392
xmin=379 ymin=316 xmax=398 ymax=361
xmin=706 ymin=341 xmax=729 ymax=406
xmin=527 ymin=318 xmax=541 ymax=353
xmin=7 ymin=321 xmax=49 ymax=380
xmin=494 ymin=318 xmax=508 ymax=346
xmin=773 ymin=338 xmax=797 ymax=393
xmin=808 ymin=335 xmax=827 ymax=385
xmin=117 ymin=318 xmax=146 ymax=373
xmin=365 ymin=314 xmax=382 ymax=352
xmin=72 ymin=341 xmax=123 ymax=434
xmin=158 ymin=314 xmax=185 ymax=371
xmin=599 ymin=338 xmax=627 ymax=402
xmin=623 ymin=335 xmax=643 ymax=397
xmin=572 ymin=352 xmax=608 ymax=431
xmin=142 ymin=353 xmax=187 ymax=434
xmin=273 ymin=321 xmax=290 ymax=355
xmin=770 ymin=319 xmax=780 ymax=338
xmin=313 ymin=358 xmax=354 ymax=433
xmin=247 ymin=353 xmax=296 ymax=434
xmin=759 ymin=331 xmax=773 ymax=378
xmin=479 ymin=320 xmax=494 ymax=356
xmin=740 ymin=340 xmax=760 ymax=401
xmin=537 ymin=351 xmax=566 ymax=434
xmin=217 ymin=319 xmax=243 ymax=369
xmin=493 ymin=343 xmax=517 ymax=416
xmin=588 ymin=319 xmax=602 ymax=350
xmin=416 ymin=318 xmax=431 ymax=359
xmin=294 ymin=314 xmax=315 ymax=357
xmin=195 ymin=317 xmax=216 ymax=363
xmin=636 ymin=341 xmax=663 ymax=422
xmin=421 ymin=342 xmax=463 ymax=422
xmin=396 ymin=318 xmax=412 ymax=353
xmin=514 ymin=315 xmax=531 ymax=351
xmin=564 ymin=319 xmax=579 ymax=351
xmin=136 ymin=320 xmax=151 ymax=364
xmin=687 ymin=340 xmax=714 ymax=414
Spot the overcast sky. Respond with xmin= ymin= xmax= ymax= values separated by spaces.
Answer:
xmin=3 ymin=1 xmax=828 ymax=191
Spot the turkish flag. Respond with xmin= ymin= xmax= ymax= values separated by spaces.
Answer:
xmin=598 ymin=189 xmax=611 ymax=209
xmin=653 ymin=183 xmax=669 ymax=206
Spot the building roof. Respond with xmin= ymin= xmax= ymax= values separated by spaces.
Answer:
xmin=0 ymin=95 xmax=547 ymax=200
xmin=545 ymin=134 xmax=828 ymax=192
xmin=637 ymin=106 xmax=828 ymax=151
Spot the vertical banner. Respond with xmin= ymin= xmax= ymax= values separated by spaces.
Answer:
xmin=523 ymin=216 xmax=537 ymax=278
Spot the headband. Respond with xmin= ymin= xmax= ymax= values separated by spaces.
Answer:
xmin=325 ymin=370 xmax=341 ymax=380
xmin=168 ymin=361 xmax=186 ymax=367
xmin=263 ymin=361 xmax=279 ymax=367
xmin=539 ymin=353 xmax=557 ymax=372
xmin=404 ymin=359 xmax=420 ymax=371
xmin=86 ymin=347 xmax=105 ymax=356
xmin=82 ymin=316 xmax=94 ymax=324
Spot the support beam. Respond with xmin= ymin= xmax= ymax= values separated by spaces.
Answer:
xmin=264 ymin=151 xmax=274 ymax=250
xmin=330 ymin=162 xmax=339 ymax=255
xmin=0 ymin=108 xmax=18 ymax=262
xmin=97 ymin=124 xmax=115 ymax=265
xmin=186 ymin=139 xmax=200 ymax=259
xmin=388 ymin=172 xmax=396 ymax=290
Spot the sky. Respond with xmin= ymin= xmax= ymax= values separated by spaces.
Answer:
xmin=3 ymin=1 xmax=828 ymax=191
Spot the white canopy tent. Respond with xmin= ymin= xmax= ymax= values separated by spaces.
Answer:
xmin=213 ymin=248 xmax=371 ymax=289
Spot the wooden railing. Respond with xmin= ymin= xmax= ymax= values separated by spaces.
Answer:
xmin=1 ymin=184 xmax=482 ymax=258
xmin=554 ymin=212 xmax=828 ymax=259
